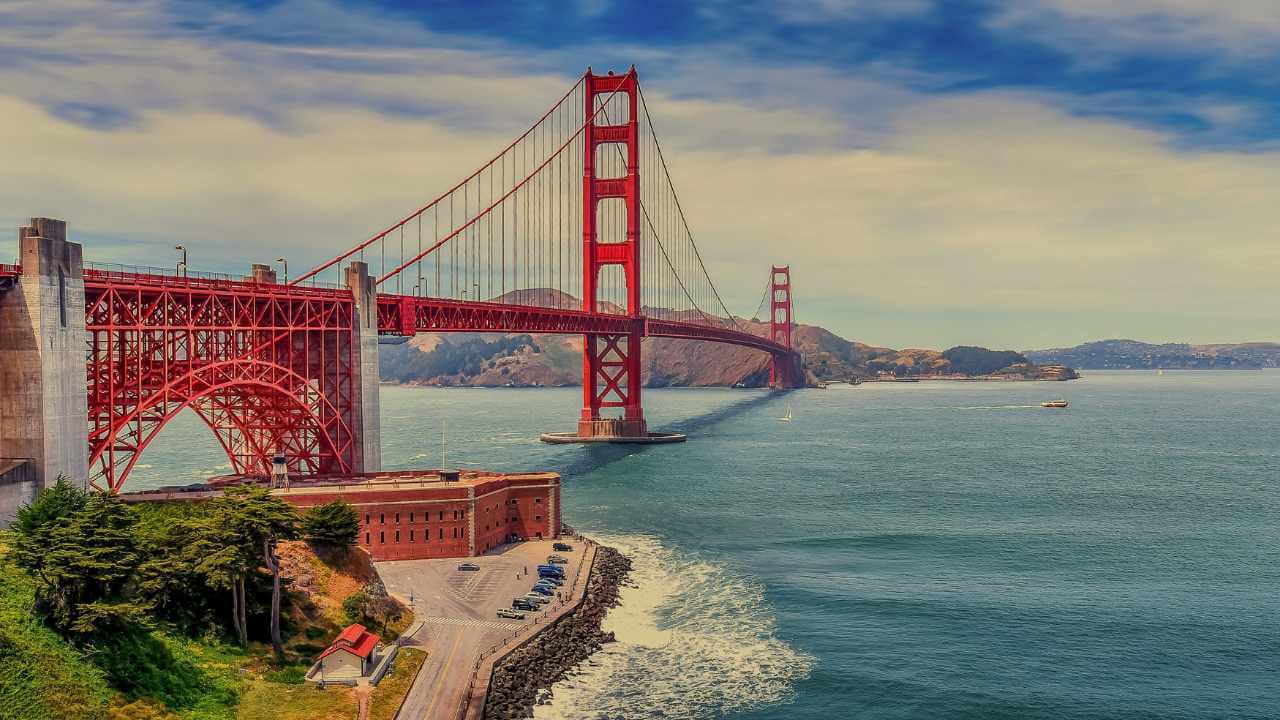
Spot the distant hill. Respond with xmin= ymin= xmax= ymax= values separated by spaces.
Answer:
xmin=379 ymin=289 xmax=1077 ymax=386
xmin=1026 ymin=339 xmax=1280 ymax=369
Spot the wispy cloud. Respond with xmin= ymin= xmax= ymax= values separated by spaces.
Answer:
xmin=990 ymin=0 xmax=1280 ymax=60
xmin=768 ymin=0 xmax=934 ymax=24
xmin=1 ymin=0 xmax=1277 ymax=347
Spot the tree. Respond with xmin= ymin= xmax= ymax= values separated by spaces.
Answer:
xmin=942 ymin=346 xmax=1029 ymax=376
xmin=12 ymin=476 xmax=89 ymax=584
xmin=197 ymin=485 xmax=299 ymax=660
xmin=190 ymin=510 xmax=255 ymax=647
xmin=302 ymin=501 xmax=359 ymax=548
xmin=342 ymin=580 xmax=403 ymax=637
xmin=132 ymin=504 xmax=226 ymax=634
xmin=14 ymin=489 xmax=145 ymax=641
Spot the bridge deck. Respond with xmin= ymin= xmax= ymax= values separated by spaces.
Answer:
xmin=78 ymin=269 xmax=790 ymax=357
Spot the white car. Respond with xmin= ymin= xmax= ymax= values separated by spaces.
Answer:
xmin=496 ymin=608 xmax=526 ymax=620
xmin=521 ymin=592 xmax=551 ymax=605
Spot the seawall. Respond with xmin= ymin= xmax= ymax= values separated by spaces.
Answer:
xmin=470 ymin=541 xmax=632 ymax=720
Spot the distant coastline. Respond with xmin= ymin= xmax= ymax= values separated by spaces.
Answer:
xmin=377 ymin=292 xmax=1080 ymax=388
xmin=1026 ymin=339 xmax=1280 ymax=370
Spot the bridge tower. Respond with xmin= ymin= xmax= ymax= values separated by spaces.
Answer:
xmin=768 ymin=265 xmax=799 ymax=387
xmin=575 ymin=68 xmax=649 ymax=440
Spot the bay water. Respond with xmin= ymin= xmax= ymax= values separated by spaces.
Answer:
xmin=133 ymin=371 xmax=1280 ymax=719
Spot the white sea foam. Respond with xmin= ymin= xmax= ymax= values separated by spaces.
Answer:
xmin=533 ymin=533 xmax=813 ymax=720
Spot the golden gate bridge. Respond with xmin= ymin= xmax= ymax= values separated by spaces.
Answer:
xmin=0 ymin=67 xmax=802 ymax=494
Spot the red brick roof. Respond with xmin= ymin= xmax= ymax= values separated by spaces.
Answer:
xmin=318 ymin=623 xmax=380 ymax=661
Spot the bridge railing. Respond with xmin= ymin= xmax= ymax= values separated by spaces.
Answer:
xmin=0 ymin=263 xmax=20 ymax=276
xmin=83 ymin=261 xmax=345 ymax=291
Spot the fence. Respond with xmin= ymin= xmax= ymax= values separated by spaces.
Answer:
xmin=83 ymin=261 xmax=345 ymax=291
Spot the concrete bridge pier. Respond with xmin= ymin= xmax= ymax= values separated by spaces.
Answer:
xmin=0 ymin=218 xmax=89 ymax=524
xmin=347 ymin=261 xmax=381 ymax=473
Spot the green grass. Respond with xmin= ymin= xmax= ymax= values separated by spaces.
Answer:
xmin=235 ymin=679 xmax=356 ymax=720
xmin=0 ymin=533 xmax=113 ymax=720
xmin=368 ymin=648 xmax=427 ymax=720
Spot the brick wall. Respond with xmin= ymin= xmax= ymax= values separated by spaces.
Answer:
xmin=279 ymin=474 xmax=560 ymax=561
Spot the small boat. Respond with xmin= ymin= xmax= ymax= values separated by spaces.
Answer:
xmin=779 ymin=402 xmax=793 ymax=422
xmin=1040 ymin=400 xmax=1069 ymax=408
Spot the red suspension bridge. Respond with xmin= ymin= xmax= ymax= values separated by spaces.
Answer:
xmin=0 ymin=67 xmax=802 ymax=495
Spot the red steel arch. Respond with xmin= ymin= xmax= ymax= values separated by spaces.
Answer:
xmin=84 ymin=269 xmax=358 ymax=492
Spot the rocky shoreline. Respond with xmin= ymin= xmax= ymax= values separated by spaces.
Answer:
xmin=482 ymin=543 xmax=633 ymax=720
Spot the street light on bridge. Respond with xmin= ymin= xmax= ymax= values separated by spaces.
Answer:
xmin=275 ymin=257 xmax=288 ymax=285
xmin=174 ymin=245 xmax=187 ymax=277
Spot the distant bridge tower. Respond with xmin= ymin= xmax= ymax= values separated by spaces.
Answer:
xmin=769 ymin=265 xmax=798 ymax=387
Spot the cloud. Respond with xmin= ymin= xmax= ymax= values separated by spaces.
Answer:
xmin=0 ymin=0 xmax=572 ymax=134
xmin=991 ymin=0 xmax=1280 ymax=60
xmin=662 ymin=91 xmax=1280 ymax=345
xmin=768 ymin=0 xmax=933 ymax=24
xmin=1 ymin=0 xmax=1276 ymax=348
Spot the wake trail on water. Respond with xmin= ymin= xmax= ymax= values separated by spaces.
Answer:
xmin=533 ymin=534 xmax=813 ymax=720
xmin=953 ymin=404 xmax=1040 ymax=410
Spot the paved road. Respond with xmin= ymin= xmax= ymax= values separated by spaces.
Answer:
xmin=379 ymin=540 xmax=587 ymax=720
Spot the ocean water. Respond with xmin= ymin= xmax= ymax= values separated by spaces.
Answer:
xmin=133 ymin=371 xmax=1280 ymax=719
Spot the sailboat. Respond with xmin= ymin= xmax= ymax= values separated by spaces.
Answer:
xmin=779 ymin=402 xmax=793 ymax=422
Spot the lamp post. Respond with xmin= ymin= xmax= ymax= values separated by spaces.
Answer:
xmin=275 ymin=257 xmax=288 ymax=285
xmin=174 ymin=245 xmax=187 ymax=277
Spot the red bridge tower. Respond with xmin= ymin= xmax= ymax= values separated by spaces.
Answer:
xmin=769 ymin=265 xmax=800 ymax=387
xmin=573 ymin=68 xmax=655 ymax=441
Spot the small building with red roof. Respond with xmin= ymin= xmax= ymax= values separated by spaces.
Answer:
xmin=308 ymin=623 xmax=382 ymax=683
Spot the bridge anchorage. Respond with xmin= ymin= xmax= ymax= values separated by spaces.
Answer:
xmin=0 ymin=65 xmax=802 ymax=509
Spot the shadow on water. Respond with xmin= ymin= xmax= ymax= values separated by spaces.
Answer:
xmin=556 ymin=389 xmax=794 ymax=480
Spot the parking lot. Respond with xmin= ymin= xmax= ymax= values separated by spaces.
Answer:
xmin=376 ymin=539 xmax=587 ymax=719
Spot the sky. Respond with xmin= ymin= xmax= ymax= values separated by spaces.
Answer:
xmin=1 ymin=0 xmax=1278 ymax=350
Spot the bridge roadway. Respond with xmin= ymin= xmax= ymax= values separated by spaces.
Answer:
xmin=80 ymin=265 xmax=791 ymax=356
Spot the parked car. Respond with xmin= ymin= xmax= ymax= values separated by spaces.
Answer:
xmin=497 ymin=608 xmax=526 ymax=620
xmin=458 ymin=562 xmax=481 ymax=571
xmin=536 ymin=575 xmax=563 ymax=586
xmin=547 ymin=555 xmax=568 ymax=564
xmin=553 ymin=542 xmax=573 ymax=552
xmin=530 ymin=584 xmax=554 ymax=596
xmin=537 ymin=564 xmax=565 ymax=575
xmin=512 ymin=599 xmax=538 ymax=611
xmin=522 ymin=592 xmax=551 ymax=605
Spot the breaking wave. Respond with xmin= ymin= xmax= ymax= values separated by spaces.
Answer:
xmin=533 ymin=533 xmax=813 ymax=719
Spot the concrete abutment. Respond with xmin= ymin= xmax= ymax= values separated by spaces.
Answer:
xmin=346 ymin=261 xmax=382 ymax=473
xmin=0 ymin=219 xmax=90 ymax=524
